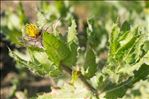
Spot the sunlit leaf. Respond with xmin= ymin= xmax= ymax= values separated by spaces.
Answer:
xmin=67 ymin=19 xmax=78 ymax=43
xmin=105 ymin=63 xmax=149 ymax=99
xmin=83 ymin=47 xmax=97 ymax=78
xmin=43 ymin=32 xmax=70 ymax=66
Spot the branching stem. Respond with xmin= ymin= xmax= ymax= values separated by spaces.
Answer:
xmin=61 ymin=63 xmax=99 ymax=99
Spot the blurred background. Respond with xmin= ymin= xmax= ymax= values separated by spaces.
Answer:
xmin=0 ymin=1 xmax=149 ymax=99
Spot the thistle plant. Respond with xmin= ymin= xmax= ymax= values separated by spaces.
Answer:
xmin=10 ymin=18 xmax=149 ymax=98
xmin=1 ymin=1 xmax=149 ymax=99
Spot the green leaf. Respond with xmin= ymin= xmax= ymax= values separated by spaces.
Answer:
xmin=115 ymin=33 xmax=139 ymax=60
xmin=120 ymin=21 xmax=130 ymax=32
xmin=87 ymin=18 xmax=107 ymax=49
xmin=115 ymin=27 xmax=142 ymax=63
xmin=28 ymin=46 xmax=44 ymax=52
xmin=83 ymin=47 xmax=97 ymax=78
xmin=109 ymin=24 xmax=120 ymax=58
xmin=143 ymin=41 xmax=149 ymax=52
xmin=43 ymin=32 xmax=70 ymax=66
xmin=63 ymin=42 xmax=78 ymax=67
xmin=10 ymin=48 xmax=61 ymax=77
xmin=63 ymin=19 xmax=78 ymax=67
xmin=17 ymin=2 xmax=29 ymax=24
xmin=104 ymin=63 xmax=149 ymax=99
xmin=132 ymin=63 xmax=149 ymax=83
xmin=67 ymin=19 xmax=78 ymax=43
xmin=1 ymin=2 xmax=28 ymax=45
xmin=56 ymin=1 xmax=68 ymax=17
xmin=106 ymin=25 xmax=147 ymax=84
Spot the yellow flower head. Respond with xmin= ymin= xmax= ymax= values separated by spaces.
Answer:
xmin=25 ymin=24 xmax=40 ymax=37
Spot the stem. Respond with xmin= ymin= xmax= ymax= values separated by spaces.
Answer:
xmin=61 ymin=63 xmax=99 ymax=99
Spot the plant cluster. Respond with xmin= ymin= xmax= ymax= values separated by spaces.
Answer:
xmin=1 ymin=1 xmax=149 ymax=99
